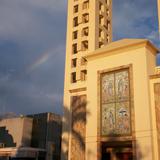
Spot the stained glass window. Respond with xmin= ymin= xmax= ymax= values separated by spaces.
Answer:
xmin=101 ymin=69 xmax=131 ymax=136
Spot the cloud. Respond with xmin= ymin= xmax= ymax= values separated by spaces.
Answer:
xmin=24 ymin=0 xmax=67 ymax=12
xmin=0 ymin=0 xmax=67 ymax=46
xmin=0 ymin=0 xmax=66 ymax=115
xmin=113 ymin=0 xmax=160 ymax=63
xmin=0 ymin=0 xmax=159 ymax=116
xmin=113 ymin=0 xmax=158 ymax=42
xmin=0 ymin=44 xmax=65 ymax=115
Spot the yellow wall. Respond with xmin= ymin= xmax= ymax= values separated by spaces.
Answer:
xmin=150 ymin=77 xmax=160 ymax=160
xmin=86 ymin=44 xmax=157 ymax=160
xmin=62 ymin=0 xmax=112 ymax=159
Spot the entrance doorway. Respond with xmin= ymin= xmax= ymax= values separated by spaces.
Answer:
xmin=101 ymin=141 xmax=133 ymax=160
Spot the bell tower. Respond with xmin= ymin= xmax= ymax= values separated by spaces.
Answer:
xmin=61 ymin=0 xmax=112 ymax=159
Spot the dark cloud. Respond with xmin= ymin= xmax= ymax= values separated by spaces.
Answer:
xmin=0 ymin=0 xmax=66 ymax=115
xmin=0 ymin=0 xmax=159 ymax=115
xmin=113 ymin=0 xmax=158 ymax=41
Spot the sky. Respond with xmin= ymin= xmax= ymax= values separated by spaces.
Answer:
xmin=0 ymin=0 xmax=159 ymax=116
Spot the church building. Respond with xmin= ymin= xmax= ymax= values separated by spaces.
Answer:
xmin=61 ymin=0 xmax=160 ymax=160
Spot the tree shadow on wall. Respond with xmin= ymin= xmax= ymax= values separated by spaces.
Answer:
xmin=0 ymin=126 xmax=16 ymax=147
xmin=61 ymin=96 xmax=90 ymax=160
xmin=61 ymin=96 xmax=150 ymax=160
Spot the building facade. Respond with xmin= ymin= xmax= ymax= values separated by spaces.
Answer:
xmin=61 ymin=0 xmax=160 ymax=160
xmin=85 ymin=39 xmax=159 ymax=160
xmin=29 ymin=113 xmax=62 ymax=160
xmin=0 ymin=113 xmax=62 ymax=160
xmin=62 ymin=0 xmax=112 ymax=159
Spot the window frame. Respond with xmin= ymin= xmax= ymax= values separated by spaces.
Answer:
xmin=99 ymin=67 xmax=133 ymax=138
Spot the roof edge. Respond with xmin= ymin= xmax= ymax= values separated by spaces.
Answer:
xmin=85 ymin=39 xmax=159 ymax=60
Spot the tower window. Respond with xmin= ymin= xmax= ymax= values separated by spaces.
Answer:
xmin=71 ymin=72 xmax=76 ymax=83
xmin=73 ymin=31 xmax=78 ymax=39
xmin=81 ymin=41 xmax=88 ymax=51
xmin=99 ymin=28 xmax=105 ymax=39
xmin=83 ymin=0 xmax=89 ymax=10
xmin=106 ymin=34 xmax=109 ymax=43
xmin=104 ymin=20 xmax=110 ymax=30
xmin=72 ymin=43 xmax=78 ymax=54
xmin=82 ymin=27 xmax=89 ymax=36
xmin=106 ymin=8 xmax=110 ymax=16
xmin=71 ymin=58 xmax=77 ymax=68
xmin=99 ymin=15 xmax=104 ymax=25
xmin=81 ymin=58 xmax=87 ymax=65
xmin=99 ymin=2 xmax=104 ymax=12
xmin=73 ymin=5 xmax=78 ymax=13
xmin=82 ymin=13 xmax=89 ymax=23
xmin=99 ymin=2 xmax=102 ymax=10
xmin=81 ymin=70 xmax=87 ymax=81
xmin=99 ymin=28 xmax=102 ymax=37
xmin=99 ymin=41 xmax=104 ymax=48
xmin=105 ymin=0 xmax=110 ymax=5
xmin=73 ymin=17 xmax=78 ymax=27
